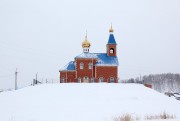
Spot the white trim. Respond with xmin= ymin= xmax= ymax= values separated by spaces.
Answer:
xmin=88 ymin=62 xmax=93 ymax=69
xmin=99 ymin=77 xmax=104 ymax=82
xmin=109 ymin=77 xmax=115 ymax=83
xmin=78 ymin=77 xmax=81 ymax=83
xmin=80 ymin=62 xmax=84 ymax=69
xmin=83 ymin=76 xmax=89 ymax=83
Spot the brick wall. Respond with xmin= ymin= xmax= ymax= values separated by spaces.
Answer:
xmin=60 ymin=59 xmax=118 ymax=83
xmin=75 ymin=58 xmax=97 ymax=82
xmin=95 ymin=66 xmax=118 ymax=83
xmin=60 ymin=71 xmax=76 ymax=83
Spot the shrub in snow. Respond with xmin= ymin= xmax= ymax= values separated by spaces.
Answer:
xmin=145 ymin=112 xmax=176 ymax=120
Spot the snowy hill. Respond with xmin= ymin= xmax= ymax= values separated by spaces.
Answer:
xmin=0 ymin=84 xmax=180 ymax=121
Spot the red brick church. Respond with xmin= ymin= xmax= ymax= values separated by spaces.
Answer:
xmin=59 ymin=26 xmax=119 ymax=83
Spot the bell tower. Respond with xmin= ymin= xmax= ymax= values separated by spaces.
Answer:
xmin=107 ymin=25 xmax=117 ymax=56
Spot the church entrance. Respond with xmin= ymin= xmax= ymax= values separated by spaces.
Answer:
xmin=83 ymin=76 xmax=89 ymax=83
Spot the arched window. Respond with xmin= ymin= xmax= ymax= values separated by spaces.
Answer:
xmin=78 ymin=77 xmax=81 ymax=83
xmin=99 ymin=77 xmax=104 ymax=82
xmin=61 ymin=77 xmax=65 ymax=83
xmin=83 ymin=76 xmax=89 ymax=83
xmin=109 ymin=77 xmax=115 ymax=83
xmin=80 ymin=62 xmax=84 ymax=69
xmin=110 ymin=48 xmax=114 ymax=54
xmin=88 ymin=63 xmax=93 ymax=69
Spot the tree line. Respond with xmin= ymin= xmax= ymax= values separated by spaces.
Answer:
xmin=121 ymin=73 xmax=180 ymax=93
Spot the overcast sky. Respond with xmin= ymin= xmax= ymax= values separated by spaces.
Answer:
xmin=0 ymin=0 xmax=180 ymax=89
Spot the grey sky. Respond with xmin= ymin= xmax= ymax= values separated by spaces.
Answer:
xmin=0 ymin=0 xmax=180 ymax=89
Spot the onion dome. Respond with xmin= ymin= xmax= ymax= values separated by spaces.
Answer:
xmin=82 ymin=35 xmax=91 ymax=48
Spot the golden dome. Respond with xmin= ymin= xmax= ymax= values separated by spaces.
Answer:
xmin=109 ymin=24 xmax=114 ymax=32
xmin=82 ymin=35 xmax=91 ymax=48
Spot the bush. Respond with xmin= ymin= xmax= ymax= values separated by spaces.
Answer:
xmin=113 ymin=112 xmax=176 ymax=121
xmin=113 ymin=114 xmax=140 ymax=121
xmin=145 ymin=112 xmax=176 ymax=120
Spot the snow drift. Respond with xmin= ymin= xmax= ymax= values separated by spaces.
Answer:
xmin=0 ymin=83 xmax=179 ymax=121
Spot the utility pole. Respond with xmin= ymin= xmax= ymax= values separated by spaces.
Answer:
xmin=139 ymin=74 xmax=141 ymax=81
xmin=33 ymin=79 xmax=35 ymax=86
xmin=36 ymin=72 xmax=38 ymax=84
xmin=15 ymin=68 xmax=18 ymax=90
xmin=139 ymin=74 xmax=142 ymax=84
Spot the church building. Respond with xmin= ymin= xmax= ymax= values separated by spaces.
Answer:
xmin=59 ymin=26 xmax=119 ymax=83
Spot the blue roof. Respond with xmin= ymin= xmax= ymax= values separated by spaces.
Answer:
xmin=94 ymin=53 xmax=119 ymax=66
xmin=75 ymin=53 xmax=119 ymax=66
xmin=107 ymin=34 xmax=116 ymax=44
xmin=75 ymin=53 xmax=98 ymax=59
xmin=60 ymin=61 xmax=75 ymax=71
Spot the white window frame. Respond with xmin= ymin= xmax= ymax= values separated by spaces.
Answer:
xmin=83 ymin=76 xmax=89 ymax=83
xmin=88 ymin=63 xmax=93 ymax=69
xmin=109 ymin=77 xmax=115 ymax=83
xmin=80 ymin=62 xmax=84 ymax=69
xmin=61 ymin=77 xmax=65 ymax=83
xmin=99 ymin=77 xmax=104 ymax=82
xmin=78 ymin=77 xmax=81 ymax=83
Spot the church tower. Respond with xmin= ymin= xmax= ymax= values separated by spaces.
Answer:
xmin=106 ymin=25 xmax=117 ymax=56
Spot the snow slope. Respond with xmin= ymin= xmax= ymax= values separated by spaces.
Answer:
xmin=0 ymin=83 xmax=179 ymax=121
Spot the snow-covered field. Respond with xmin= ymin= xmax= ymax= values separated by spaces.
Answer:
xmin=0 ymin=83 xmax=179 ymax=121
